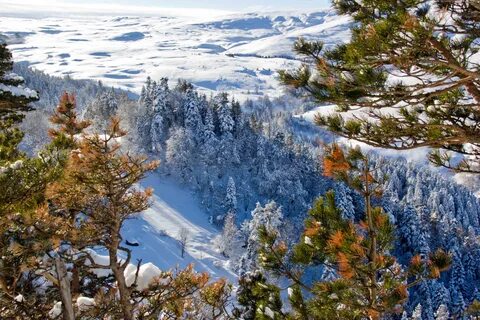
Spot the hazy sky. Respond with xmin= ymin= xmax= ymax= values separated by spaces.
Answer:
xmin=0 ymin=0 xmax=330 ymax=14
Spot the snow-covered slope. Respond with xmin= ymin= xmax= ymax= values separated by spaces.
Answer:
xmin=122 ymin=173 xmax=236 ymax=281
xmin=0 ymin=10 xmax=351 ymax=100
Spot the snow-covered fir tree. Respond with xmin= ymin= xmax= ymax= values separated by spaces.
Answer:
xmin=239 ymin=201 xmax=283 ymax=274
xmin=434 ymin=304 xmax=449 ymax=320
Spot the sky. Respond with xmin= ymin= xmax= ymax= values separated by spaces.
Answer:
xmin=0 ymin=0 xmax=331 ymax=17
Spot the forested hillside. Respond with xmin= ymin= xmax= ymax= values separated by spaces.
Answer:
xmin=14 ymin=64 xmax=480 ymax=319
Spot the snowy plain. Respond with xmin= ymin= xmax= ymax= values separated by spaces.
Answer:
xmin=0 ymin=8 xmax=351 ymax=100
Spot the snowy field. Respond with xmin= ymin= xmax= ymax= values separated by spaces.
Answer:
xmin=0 ymin=9 xmax=351 ymax=100
xmin=121 ymin=173 xmax=237 ymax=281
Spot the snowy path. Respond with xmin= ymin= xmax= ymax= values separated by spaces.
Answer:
xmin=122 ymin=173 xmax=237 ymax=281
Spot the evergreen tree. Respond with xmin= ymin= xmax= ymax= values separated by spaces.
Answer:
xmin=0 ymin=90 xmax=89 ymax=319
xmin=280 ymin=0 xmax=480 ymax=174
xmin=184 ymin=89 xmax=203 ymax=138
xmin=216 ymin=211 xmax=240 ymax=258
xmin=0 ymin=43 xmax=38 ymax=122
xmin=434 ymin=304 xmax=450 ymax=320
xmin=83 ymin=88 xmax=118 ymax=131
xmin=216 ymin=93 xmax=234 ymax=136
xmin=47 ymin=118 xmax=159 ymax=320
xmin=411 ymin=304 xmax=423 ymax=320
xmin=49 ymin=92 xmax=90 ymax=144
xmin=239 ymin=201 xmax=283 ymax=274
xmin=150 ymin=78 xmax=170 ymax=153
xmin=233 ymin=271 xmax=284 ymax=320
xmin=256 ymin=145 xmax=451 ymax=319
xmin=166 ymin=127 xmax=195 ymax=183
xmin=451 ymin=284 xmax=467 ymax=318
xmin=225 ymin=176 xmax=237 ymax=216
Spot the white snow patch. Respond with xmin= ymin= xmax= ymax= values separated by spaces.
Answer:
xmin=125 ymin=262 xmax=162 ymax=291
xmin=76 ymin=296 xmax=95 ymax=311
xmin=48 ymin=301 xmax=62 ymax=319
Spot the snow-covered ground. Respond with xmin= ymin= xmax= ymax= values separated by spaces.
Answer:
xmin=122 ymin=173 xmax=237 ymax=281
xmin=0 ymin=9 xmax=351 ymax=100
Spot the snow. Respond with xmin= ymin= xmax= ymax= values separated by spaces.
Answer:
xmin=0 ymin=9 xmax=351 ymax=101
xmin=76 ymin=296 xmax=95 ymax=311
xmin=287 ymin=287 xmax=293 ymax=297
xmin=14 ymin=294 xmax=24 ymax=303
xmin=48 ymin=301 xmax=62 ymax=319
xmin=124 ymin=262 xmax=162 ymax=291
xmin=0 ymin=83 xmax=38 ymax=99
xmin=122 ymin=173 xmax=237 ymax=282
xmin=3 ymin=72 xmax=24 ymax=82
xmin=264 ymin=306 xmax=275 ymax=318
xmin=304 ymin=236 xmax=312 ymax=246
xmin=82 ymin=249 xmax=112 ymax=278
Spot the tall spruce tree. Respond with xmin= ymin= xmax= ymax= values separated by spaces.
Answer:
xmin=280 ymin=0 xmax=480 ymax=173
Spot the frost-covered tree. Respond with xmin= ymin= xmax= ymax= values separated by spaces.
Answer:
xmin=411 ymin=304 xmax=423 ymax=320
xmin=239 ymin=201 xmax=283 ymax=274
xmin=215 ymin=211 xmax=240 ymax=258
xmin=83 ymin=88 xmax=118 ymax=131
xmin=434 ymin=304 xmax=449 ymax=320
xmin=450 ymin=284 xmax=466 ymax=318
xmin=216 ymin=93 xmax=234 ymax=136
xmin=398 ymin=205 xmax=430 ymax=259
xmin=150 ymin=78 xmax=170 ymax=153
xmin=225 ymin=177 xmax=237 ymax=216
xmin=166 ymin=127 xmax=194 ymax=183
xmin=184 ymin=90 xmax=202 ymax=139
xmin=0 ymin=44 xmax=38 ymax=121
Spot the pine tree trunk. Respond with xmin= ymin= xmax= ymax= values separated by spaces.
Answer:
xmin=109 ymin=239 xmax=133 ymax=320
xmin=54 ymin=256 xmax=75 ymax=320
xmin=71 ymin=262 xmax=80 ymax=297
xmin=364 ymin=160 xmax=378 ymax=319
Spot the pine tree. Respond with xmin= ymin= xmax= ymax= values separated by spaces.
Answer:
xmin=256 ymin=145 xmax=451 ymax=319
xmin=49 ymin=92 xmax=90 ymax=145
xmin=280 ymin=0 xmax=480 ymax=174
xmin=233 ymin=271 xmax=284 ymax=320
xmin=184 ymin=89 xmax=203 ymax=138
xmin=451 ymin=284 xmax=467 ymax=318
xmin=150 ymin=78 xmax=170 ymax=153
xmin=47 ymin=118 xmax=159 ymax=320
xmin=166 ymin=127 xmax=195 ymax=183
xmin=0 ymin=90 xmax=89 ymax=319
xmin=216 ymin=93 xmax=234 ymax=136
xmin=0 ymin=43 xmax=38 ymax=122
